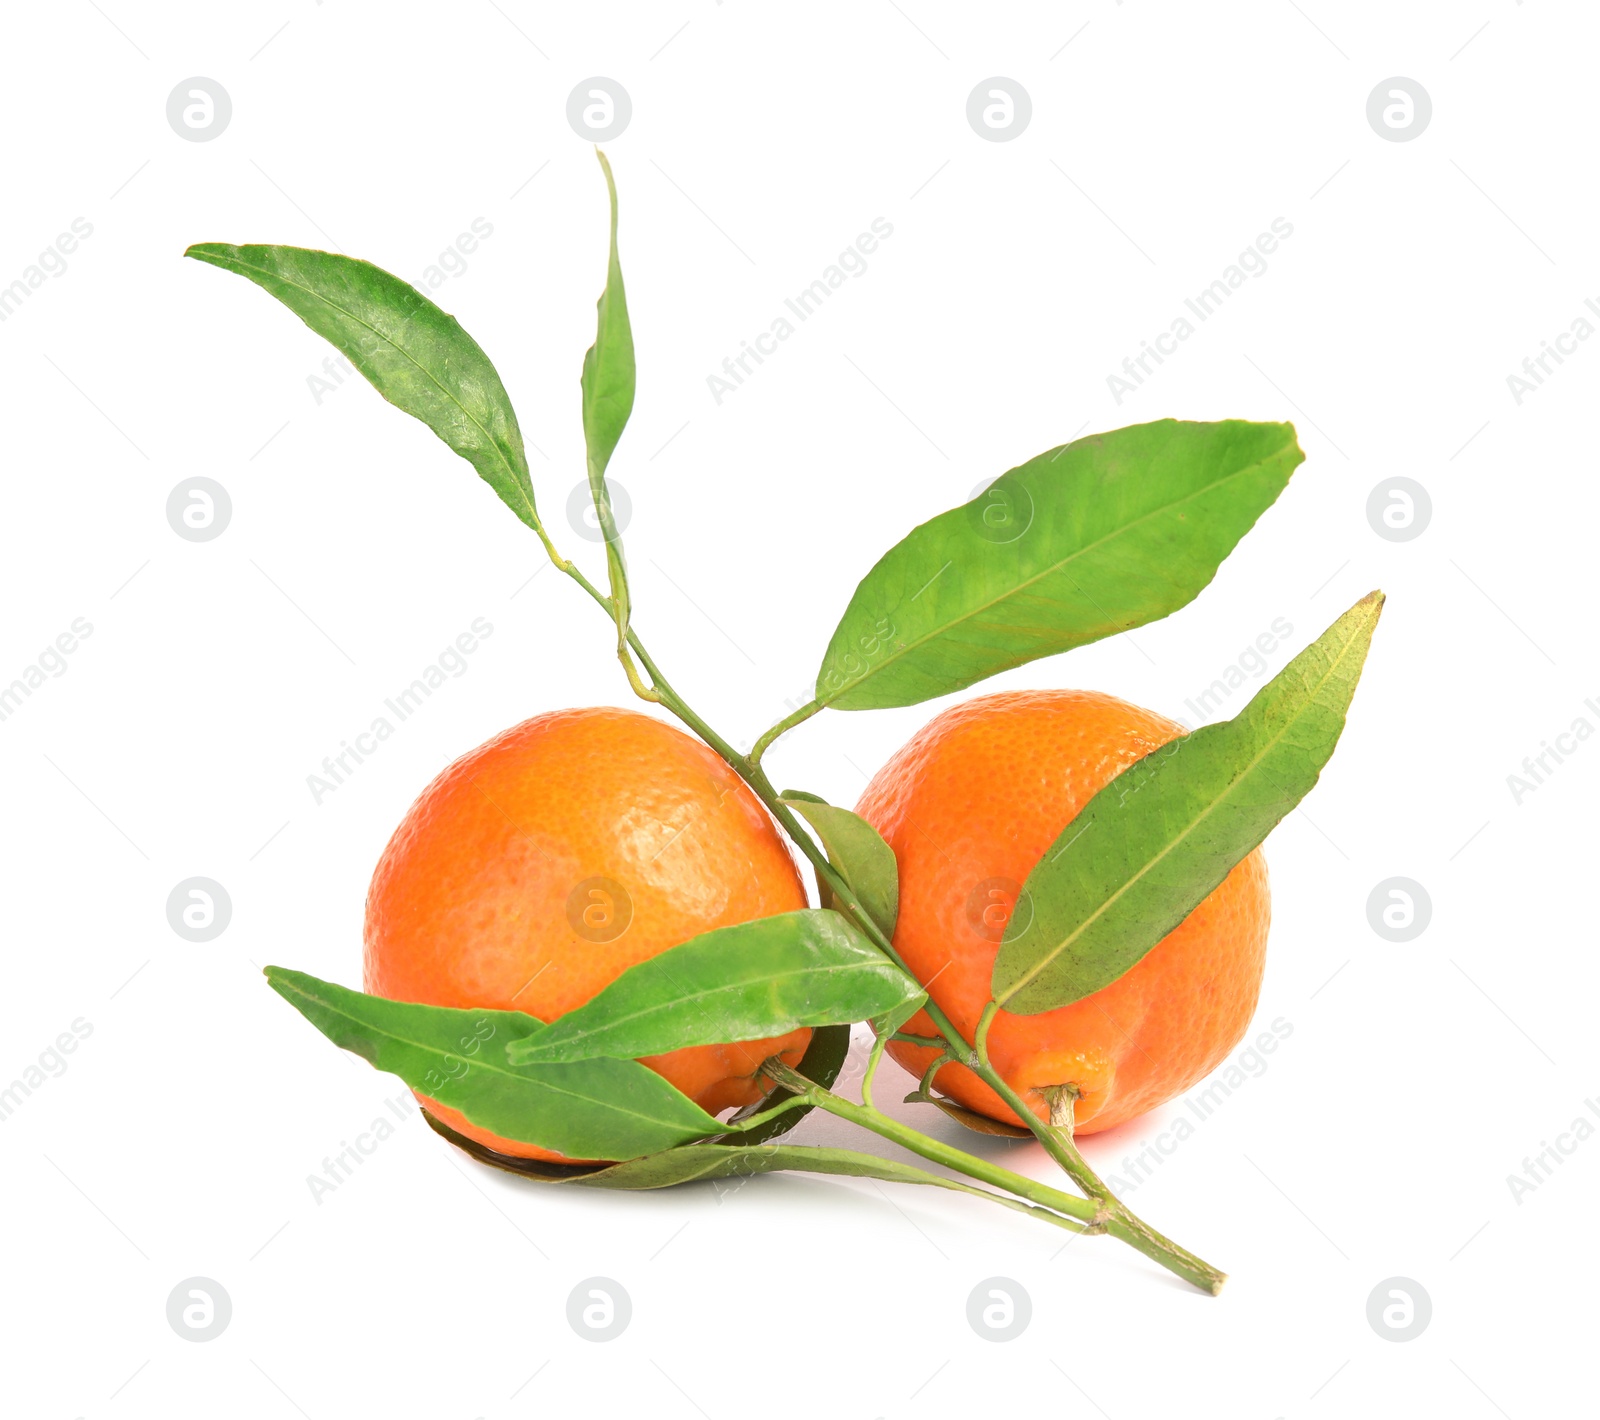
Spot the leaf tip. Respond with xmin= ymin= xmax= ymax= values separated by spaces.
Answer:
xmin=595 ymin=147 xmax=619 ymax=206
xmin=262 ymin=965 xmax=304 ymax=998
xmin=1279 ymin=421 xmax=1306 ymax=470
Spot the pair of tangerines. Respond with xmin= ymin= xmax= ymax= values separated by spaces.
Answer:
xmin=366 ymin=690 xmax=1268 ymax=1163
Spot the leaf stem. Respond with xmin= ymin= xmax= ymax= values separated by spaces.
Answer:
xmin=860 ymin=1023 xmax=892 ymax=1111
xmin=750 ymin=699 xmax=822 ymax=767
xmin=534 ymin=540 xmax=1225 ymax=1294
xmin=761 ymin=1060 xmax=1099 ymax=1225
xmin=912 ymin=1051 xmax=950 ymax=1101
xmin=973 ymin=1003 xmax=1109 ymax=1196
xmin=780 ymin=1147 xmax=1093 ymax=1239
xmin=761 ymin=1060 xmax=1222 ymax=1293
xmin=713 ymin=1091 xmax=814 ymax=1136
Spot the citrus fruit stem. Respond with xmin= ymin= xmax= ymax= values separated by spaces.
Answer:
xmin=538 ymin=551 xmax=1227 ymax=1293
xmin=715 ymin=1090 xmax=815 ymax=1137
xmin=891 ymin=1031 xmax=947 ymax=1049
xmin=652 ymin=668 xmax=1228 ymax=1292
xmin=860 ymin=1014 xmax=900 ymax=1110
xmin=750 ymin=698 xmax=822 ymax=766
xmin=912 ymin=1053 xmax=951 ymax=1100
xmin=761 ymin=1059 xmax=1225 ymax=1294
xmin=973 ymin=1007 xmax=1133 ymax=1203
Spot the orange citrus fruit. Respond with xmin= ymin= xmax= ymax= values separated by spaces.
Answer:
xmin=364 ymin=706 xmax=811 ymax=1162
xmin=857 ymin=689 xmax=1270 ymax=1136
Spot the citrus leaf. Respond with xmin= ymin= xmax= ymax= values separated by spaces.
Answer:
xmin=780 ymin=794 xmax=899 ymax=938
xmin=265 ymin=967 xmax=720 ymax=1159
xmin=872 ymin=992 xmax=927 ymax=1040
xmin=991 ymin=591 xmax=1384 ymax=1015
xmin=505 ymin=910 xmax=920 ymax=1065
xmin=184 ymin=243 xmax=541 ymax=534
xmin=580 ymin=150 xmax=635 ymax=631
xmin=715 ymin=1022 xmax=852 ymax=1146
xmin=922 ymin=1095 xmax=1035 ymax=1139
xmin=815 ymin=420 xmax=1304 ymax=711
xmin=422 ymin=1109 xmax=1006 ymax=1193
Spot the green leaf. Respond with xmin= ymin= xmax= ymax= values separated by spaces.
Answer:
xmin=184 ymin=243 xmax=541 ymax=535
xmin=421 ymin=1108 xmax=989 ymax=1193
xmin=713 ymin=1022 xmax=851 ymax=1146
xmin=815 ymin=419 xmax=1304 ymax=711
xmin=921 ymin=1095 xmax=1035 ymax=1139
xmin=505 ymin=910 xmax=919 ymax=1065
xmin=580 ymin=150 xmax=636 ymax=632
xmin=871 ymin=991 xmax=927 ymax=1041
xmin=265 ymin=967 xmax=720 ymax=1159
xmin=991 ymin=591 xmax=1384 ymax=1015
xmin=780 ymin=794 xmax=899 ymax=938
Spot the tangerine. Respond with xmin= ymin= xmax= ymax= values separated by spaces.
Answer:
xmin=364 ymin=706 xmax=811 ymax=1162
xmin=857 ymin=689 xmax=1270 ymax=1135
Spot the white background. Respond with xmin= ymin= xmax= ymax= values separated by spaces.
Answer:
xmin=2 ymin=2 xmax=1594 ymax=1416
